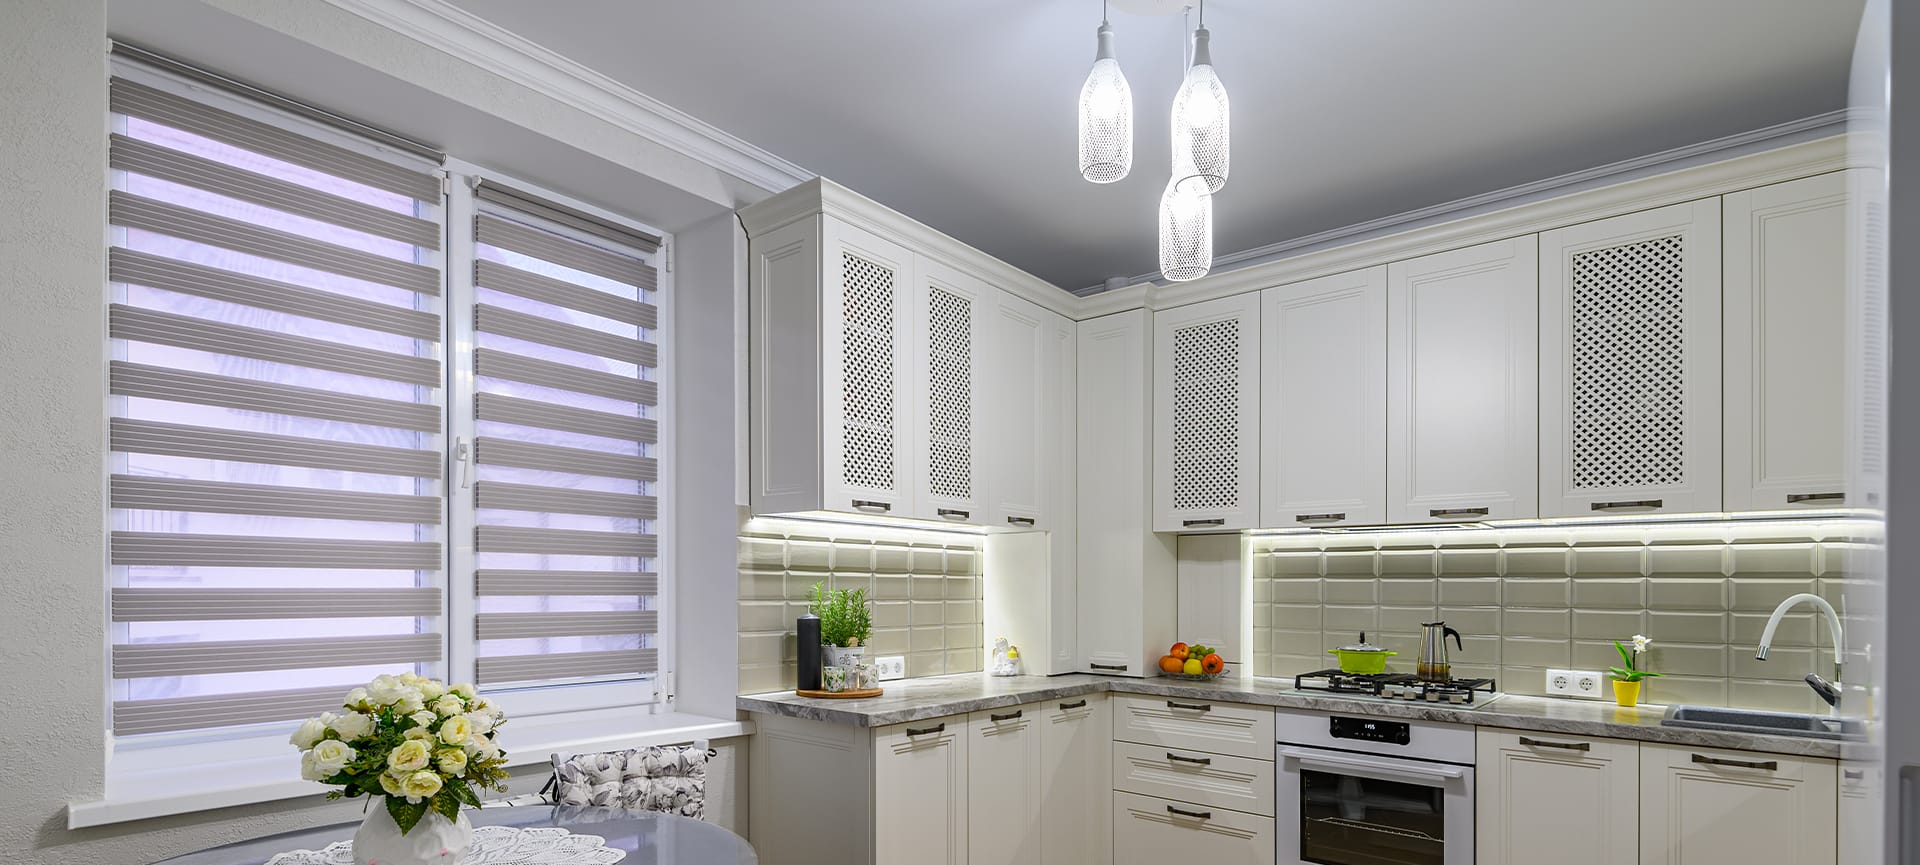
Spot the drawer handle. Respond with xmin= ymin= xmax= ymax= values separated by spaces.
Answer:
xmin=937 ymin=508 xmax=970 ymax=520
xmin=851 ymin=499 xmax=892 ymax=513
xmin=990 ymin=710 xmax=1022 ymax=722
xmin=1788 ymin=492 xmax=1846 ymax=505
xmin=1166 ymin=805 xmax=1212 ymax=820
xmin=1429 ymin=507 xmax=1489 ymax=518
xmin=1058 ymin=699 xmax=1087 ymax=710
xmin=905 ymin=723 xmax=946 ymax=737
xmin=1182 ymin=518 xmax=1226 ymax=528
xmin=1295 ymin=512 xmax=1346 ymax=523
xmin=1691 ymin=753 xmax=1778 ymax=771
xmin=1166 ymin=752 xmax=1212 ymax=766
xmin=1006 ymin=515 xmax=1037 ymax=527
xmin=1520 ymin=736 xmax=1591 ymax=752
xmin=1591 ymin=499 xmax=1663 ymax=511
xmin=1090 ymin=662 xmax=1129 ymax=672
xmin=1846 ymin=769 xmax=1866 ymax=781
xmin=1166 ymin=701 xmax=1212 ymax=713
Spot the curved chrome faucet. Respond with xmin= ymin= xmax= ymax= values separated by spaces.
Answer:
xmin=1755 ymin=592 xmax=1844 ymax=710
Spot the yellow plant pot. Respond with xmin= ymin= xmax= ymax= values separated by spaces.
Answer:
xmin=1613 ymin=679 xmax=1642 ymax=707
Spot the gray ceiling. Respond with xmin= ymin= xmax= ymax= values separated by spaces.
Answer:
xmin=448 ymin=0 xmax=1864 ymax=291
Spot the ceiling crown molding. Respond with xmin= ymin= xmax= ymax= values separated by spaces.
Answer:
xmin=320 ymin=0 xmax=815 ymax=196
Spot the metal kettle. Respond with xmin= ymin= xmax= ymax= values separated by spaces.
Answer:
xmin=1417 ymin=621 xmax=1464 ymax=682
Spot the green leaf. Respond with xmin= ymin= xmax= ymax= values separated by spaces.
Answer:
xmin=432 ymin=790 xmax=462 ymax=823
xmin=1614 ymin=641 xmax=1634 ymax=671
xmin=386 ymin=794 xmax=428 ymax=835
xmin=450 ymin=779 xmax=482 ymax=808
xmin=1610 ymin=666 xmax=1635 ymax=680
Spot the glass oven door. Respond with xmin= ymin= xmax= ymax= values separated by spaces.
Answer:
xmin=1279 ymin=746 xmax=1474 ymax=865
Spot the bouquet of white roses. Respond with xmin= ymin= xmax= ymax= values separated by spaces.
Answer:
xmin=289 ymin=672 xmax=510 ymax=834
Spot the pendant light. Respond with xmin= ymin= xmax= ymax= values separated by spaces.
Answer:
xmin=1078 ymin=0 xmax=1133 ymax=183
xmin=1171 ymin=1 xmax=1229 ymax=193
xmin=1158 ymin=176 xmax=1212 ymax=282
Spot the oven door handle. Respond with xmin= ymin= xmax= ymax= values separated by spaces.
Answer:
xmin=1278 ymin=747 xmax=1466 ymax=785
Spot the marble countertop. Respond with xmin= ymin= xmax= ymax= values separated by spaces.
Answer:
xmin=736 ymin=673 xmax=1845 ymax=758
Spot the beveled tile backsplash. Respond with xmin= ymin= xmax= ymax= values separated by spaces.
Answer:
xmin=1251 ymin=520 xmax=1874 ymax=712
xmin=738 ymin=518 xmax=983 ymax=695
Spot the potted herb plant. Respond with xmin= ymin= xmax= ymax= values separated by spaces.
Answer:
xmin=1610 ymin=634 xmax=1663 ymax=707
xmin=810 ymin=581 xmax=873 ymax=669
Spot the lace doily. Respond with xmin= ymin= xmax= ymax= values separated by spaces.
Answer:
xmin=264 ymin=826 xmax=627 ymax=865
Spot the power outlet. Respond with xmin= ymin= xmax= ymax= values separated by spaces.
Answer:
xmin=1546 ymin=668 xmax=1607 ymax=699
xmin=873 ymin=655 xmax=907 ymax=681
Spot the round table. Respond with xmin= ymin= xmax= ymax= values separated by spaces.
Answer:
xmin=150 ymin=806 xmax=758 ymax=865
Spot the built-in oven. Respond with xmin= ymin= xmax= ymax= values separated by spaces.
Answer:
xmin=1275 ymin=707 xmax=1476 ymax=865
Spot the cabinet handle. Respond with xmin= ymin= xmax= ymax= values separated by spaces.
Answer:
xmin=937 ymin=508 xmax=970 ymax=520
xmin=989 ymin=710 xmax=1022 ymax=722
xmin=1006 ymin=516 xmax=1037 ymax=527
xmin=1691 ymin=753 xmax=1778 ymax=771
xmin=1182 ymin=518 xmax=1226 ymax=528
xmin=1429 ymin=507 xmax=1489 ymax=518
xmin=1591 ymin=499 xmax=1663 ymax=511
xmin=1166 ymin=701 xmax=1212 ymax=713
xmin=904 ymin=723 xmax=946 ymax=737
xmin=851 ymin=500 xmax=891 ymax=513
xmin=1295 ymin=513 xmax=1346 ymax=524
xmin=1166 ymin=805 xmax=1212 ymax=820
xmin=1846 ymin=769 xmax=1866 ymax=781
xmin=1519 ymin=736 xmax=1591 ymax=752
xmin=1090 ymin=662 xmax=1128 ymax=672
xmin=1788 ymin=492 xmax=1846 ymax=505
xmin=1166 ymin=752 xmax=1213 ymax=766
xmin=1058 ymin=699 xmax=1087 ymax=710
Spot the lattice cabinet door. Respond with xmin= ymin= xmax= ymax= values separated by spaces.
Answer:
xmin=910 ymin=256 xmax=994 ymax=525
xmin=821 ymin=218 xmax=916 ymax=517
xmin=1152 ymin=293 xmax=1261 ymax=532
xmin=1538 ymin=199 xmax=1722 ymax=517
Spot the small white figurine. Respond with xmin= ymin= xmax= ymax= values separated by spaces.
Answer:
xmin=990 ymin=636 xmax=1021 ymax=677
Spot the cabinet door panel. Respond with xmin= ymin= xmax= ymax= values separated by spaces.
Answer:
xmin=1041 ymin=694 xmax=1111 ymax=865
xmin=1154 ymin=294 xmax=1262 ymax=532
xmin=912 ymin=258 xmax=992 ymax=524
xmin=1113 ymin=790 xmax=1275 ymax=865
xmin=1540 ymin=199 xmax=1722 ymax=517
xmin=1639 ymin=743 xmax=1836 ymax=865
xmin=873 ymin=716 xmax=969 ymax=865
xmin=992 ymin=292 xmax=1050 ymax=528
xmin=1725 ymin=173 xmax=1850 ymax=511
xmin=968 ymin=706 xmax=1042 ymax=865
xmin=1261 ymin=266 xmax=1387 ymax=528
xmin=1387 ymin=237 xmax=1540 ymax=523
xmin=823 ymin=219 xmax=915 ymax=517
xmin=1475 ymin=729 xmax=1637 ymax=865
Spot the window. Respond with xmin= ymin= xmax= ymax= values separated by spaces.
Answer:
xmin=104 ymin=60 xmax=669 ymax=747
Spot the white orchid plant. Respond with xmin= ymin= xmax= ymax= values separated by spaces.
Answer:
xmin=289 ymin=673 xmax=510 ymax=834
xmin=1611 ymin=634 xmax=1664 ymax=683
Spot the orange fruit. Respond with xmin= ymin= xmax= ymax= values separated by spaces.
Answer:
xmin=1159 ymin=655 xmax=1184 ymax=674
xmin=1169 ymin=642 xmax=1190 ymax=661
xmin=1202 ymin=653 xmax=1225 ymax=675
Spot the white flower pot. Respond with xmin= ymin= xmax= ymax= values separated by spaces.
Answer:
xmin=822 ymin=644 xmax=865 ymax=668
xmin=354 ymin=798 xmax=472 ymax=865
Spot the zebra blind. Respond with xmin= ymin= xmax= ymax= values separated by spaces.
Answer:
xmin=469 ymin=187 xmax=661 ymax=688
xmin=107 ymin=72 xmax=446 ymax=736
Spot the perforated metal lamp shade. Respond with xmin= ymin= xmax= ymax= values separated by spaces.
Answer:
xmin=1172 ymin=28 xmax=1230 ymax=194
xmin=1158 ymin=177 xmax=1212 ymax=282
xmin=1079 ymin=23 xmax=1134 ymax=183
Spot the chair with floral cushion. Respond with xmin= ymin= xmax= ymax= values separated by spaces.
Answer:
xmin=548 ymin=740 xmax=710 ymax=820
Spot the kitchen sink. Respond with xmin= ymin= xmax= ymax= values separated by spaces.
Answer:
xmin=1661 ymin=705 xmax=1863 ymax=740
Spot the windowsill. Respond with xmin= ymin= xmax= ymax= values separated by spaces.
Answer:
xmin=68 ymin=711 xmax=752 ymax=829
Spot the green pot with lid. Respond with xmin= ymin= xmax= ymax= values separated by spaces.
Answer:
xmin=1327 ymin=632 xmax=1397 ymax=674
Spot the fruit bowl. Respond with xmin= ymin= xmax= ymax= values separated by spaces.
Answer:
xmin=1160 ymin=669 xmax=1227 ymax=682
xmin=1156 ymin=641 xmax=1227 ymax=679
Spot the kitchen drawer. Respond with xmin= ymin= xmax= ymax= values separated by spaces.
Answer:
xmin=1113 ymin=740 xmax=1275 ymax=817
xmin=1113 ymin=790 xmax=1275 ymax=865
xmin=1113 ymin=694 xmax=1275 ymax=760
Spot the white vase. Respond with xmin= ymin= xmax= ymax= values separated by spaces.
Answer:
xmin=822 ymin=644 xmax=864 ymax=669
xmin=353 ymin=798 xmax=472 ymax=865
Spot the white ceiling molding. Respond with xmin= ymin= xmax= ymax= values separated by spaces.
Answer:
xmin=1078 ymin=108 xmax=1855 ymax=297
xmin=319 ymin=0 xmax=814 ymax=197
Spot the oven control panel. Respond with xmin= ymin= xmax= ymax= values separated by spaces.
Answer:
xmin=1328 ymin=716 xmax=1410 ymax=745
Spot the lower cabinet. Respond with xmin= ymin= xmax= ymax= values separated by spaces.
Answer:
xmin=1639 ymin=742 xmax=1838 ymax=865
xmin=875 ymin=716 xmax=970 ymax=865
xmin=1112 ymin=695 xmax=1275 ymax=865
xmin=968 ymin=705 xmax=1041 ymax=865
xmin=1475 ymin=729 xmax=1639 ymax=865
xmin=1040 ymin=694 xmax=1113 ymax=865
xmin=1114 ymin=790 xmax=1276 ymax=865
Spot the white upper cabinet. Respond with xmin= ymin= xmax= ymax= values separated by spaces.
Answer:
xmin=910 ymin=258 xmax=994 ymax=525
xmin=1539 ymin=199 xmax=1723 ymax=518
xmin=1724 ymin=173 xmax=1850 ymax=512
xmin=992 ymin=292 xmax=1065 ymax=530
xmin=1260 ymin=266 xmax=1387 ymax=528
xmin=823 ymin=218 xmax=919 ymax=518
xmin=1153 ymin=294 xmax=1262 ymax=532
xmin=1387 ymin=236 xmax=1540 ymax=523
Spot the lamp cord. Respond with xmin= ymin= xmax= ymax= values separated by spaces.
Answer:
xmin=1102 ymin=0 xmax=1108 ymax=25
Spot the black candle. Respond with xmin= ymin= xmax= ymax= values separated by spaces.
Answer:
xmin=797 ymin=613 xmax=822 ymax=691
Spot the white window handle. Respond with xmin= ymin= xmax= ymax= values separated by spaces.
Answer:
xmin=1278 ymin=747 xmax=1464 ymax=786
xmin=454 ymin=437 xmax=472 ymax=490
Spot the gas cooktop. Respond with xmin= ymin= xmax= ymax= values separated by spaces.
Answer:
xmin=1292 ymin=669 xmax=1503 ymax=707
